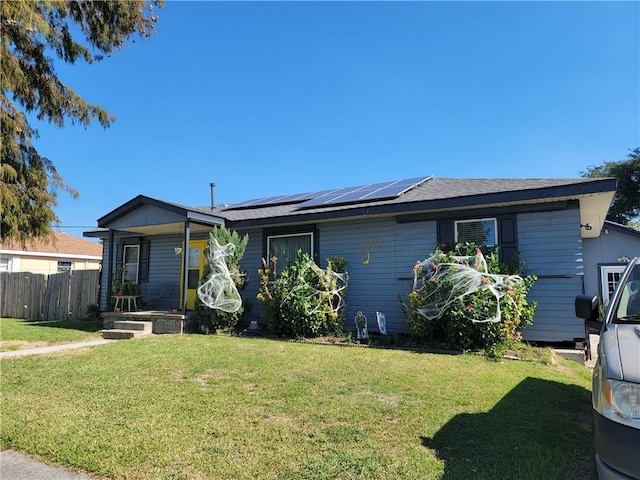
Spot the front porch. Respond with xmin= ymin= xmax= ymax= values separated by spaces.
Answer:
xmin=102 ymin=310 xmax=193 ymax=336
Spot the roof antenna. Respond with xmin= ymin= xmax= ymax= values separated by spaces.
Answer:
xmin=210 ymin=182 xmax=215 ymax=209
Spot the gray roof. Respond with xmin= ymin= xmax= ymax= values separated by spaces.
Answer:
xmin=197 ymin=177 xmax=616 ymax=227
xmin=604 ymin=220 xmax=640 ymax=238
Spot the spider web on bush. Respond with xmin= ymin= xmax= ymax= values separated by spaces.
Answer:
xmin=280 ymin=258 xmax=349 ymax=316
xmin=412 ymin=250 xmax=523 ymax=323
xmin=197 ymin=239 xmax=242 ymax=313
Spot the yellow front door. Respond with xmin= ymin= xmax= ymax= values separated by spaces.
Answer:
xmin=185 ymin=240 xmax=207 ymax=309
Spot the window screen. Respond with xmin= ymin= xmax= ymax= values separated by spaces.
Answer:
xmin=455 ymin=218 xmax=498 ymax=246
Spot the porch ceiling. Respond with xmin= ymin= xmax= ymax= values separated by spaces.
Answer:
xmin=114 ymin=222 xmax=216 ymax=236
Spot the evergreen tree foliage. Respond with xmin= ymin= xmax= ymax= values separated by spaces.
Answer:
xmin=1 ymin=0 xmax=162 ymax=243
xmin=193 ymin=226 xmax=249 ymax=334
xmin=581 ymin=148 xmax=640 ymax=225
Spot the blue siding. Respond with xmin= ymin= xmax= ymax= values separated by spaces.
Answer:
xmin=235 ymin=208 xmax=587 ymax=343
xmin=321 ymin=218 xmax=404 ymax=333
xmin=101 ymin=234 xmax=199 ymax=312
xmin=237 ymin=228 xmax=263 ymax=323
xmin=517 ymin=208 xmax=585 ymax=342
xmin=241 ymin=218 xmax=438 ymax=334
xmin=582 ymin=227 xmax=640 ymax=298
xmin=143 ymin=235 xmax=185 ymax=310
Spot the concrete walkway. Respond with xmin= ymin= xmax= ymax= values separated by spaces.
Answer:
xmin=0 ymin=450 xmax=103 ymax=480
xmin=0 ymin=339 xmax=116 ymax=359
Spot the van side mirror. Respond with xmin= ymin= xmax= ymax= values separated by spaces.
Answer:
xmin=575 ymin=295 xmax=602 ymax=331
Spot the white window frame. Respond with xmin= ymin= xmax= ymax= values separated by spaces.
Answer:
xmin=600 ymin=264 xmax=627 ymax=307
xmin=266 ymin=232 xmax=314 ymax=276
xmin=57 ymin=260 xmax=73 ymax=273
xmin=0 ymin=257 xmax=10 ymax=272
xmin=454 ymin=218 xmax=498 ymax=247
xmin=123 ymin=245 xmax=140 ymax=284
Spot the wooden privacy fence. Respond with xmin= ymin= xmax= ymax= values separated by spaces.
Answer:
xmin=0 ymin=270 xmax=100 ymax=321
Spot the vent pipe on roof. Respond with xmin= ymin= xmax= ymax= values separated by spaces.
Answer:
xmin=210 ymin=182 xmax=215 ymax=209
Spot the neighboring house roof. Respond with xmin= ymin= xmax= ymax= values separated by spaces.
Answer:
xmin=603 ymin=220 xmax=640 ymax=238
xmin=0 ymin=231 xmax=103 ymax=259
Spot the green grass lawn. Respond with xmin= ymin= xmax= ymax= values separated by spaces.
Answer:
xmin=0 ymin=335 xmax=595 ymax=480
xmin=0 ymin=318 xmax=103 ymax=351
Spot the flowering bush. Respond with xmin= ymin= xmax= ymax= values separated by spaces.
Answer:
xmin=404 ymin=242 xmax=537 ymax=352
xmin=257 ymin=251 xmax=348 ymax=338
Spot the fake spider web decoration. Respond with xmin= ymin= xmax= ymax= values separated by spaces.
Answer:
xmin=412 ymin=250 xmax=524 ymax=323
xmin=280 ymin=258 xmax=348 ymax=317
xmin=197 ymin=238 xmax=242 ymax=313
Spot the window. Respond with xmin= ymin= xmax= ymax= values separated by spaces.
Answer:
xmin=267 ymin=232 xmax=313 ymax=276
xmin=455 ymin=218 xmax=498 ymax=246
xmin=0 ymin=257 xmax=9 ymax=272
xmin=600 ymin=265 xmax=626 ymax=306
xmin=57 ymin=261 xmax=73 ymax=273
xmin=187 ymin=246 xmax=202 ymax=289
xmin=123 ymin=245 xmax=139 ymax=283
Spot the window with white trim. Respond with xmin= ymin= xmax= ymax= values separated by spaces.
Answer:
xmin=455 ymin=218 xmax=498 ymax=246
xmin=267 ymin=232 xmax=313 ymax=276
xmin=123 ymin=245 xmax=140 ymax=283
xmin=600 ymin=265 xmax=626 ymax=306
xmin=0 ymin=257 xmax=10 ymax=272
xmin=57 ymin=261 xmax=73 ymax=273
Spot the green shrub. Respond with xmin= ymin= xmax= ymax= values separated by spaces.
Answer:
xmin=257 ymin=251 xmax=348 ymax=338
xmin=404 ymin=242 xmax=537 ymax=352
xmin=193 ymin=226 xmax=249 ymax=334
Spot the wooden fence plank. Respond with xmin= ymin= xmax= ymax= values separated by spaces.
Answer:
xmin=1 ymin=270 xmax=100 ymax=321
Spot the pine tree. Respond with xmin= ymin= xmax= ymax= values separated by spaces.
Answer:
xmin=0 ymin=1 xmax=162 ymax=243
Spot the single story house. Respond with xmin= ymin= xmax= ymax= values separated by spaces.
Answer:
xmin=0 ymin=231 xmax=103 ymax=275
xmin=582 ymin=220 xmax=640 ymax=307
xmin=85 ymin=176 xmax=617 ymax=343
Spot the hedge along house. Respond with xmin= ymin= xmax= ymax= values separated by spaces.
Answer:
xmin=86 ymin=176 xmax=616 ymax=343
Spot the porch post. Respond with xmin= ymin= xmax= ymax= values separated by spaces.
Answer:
xmin=106 ymin=229 xmax=115 ymax=311
xmin=182 ymin=220 xmax=190 ymax=314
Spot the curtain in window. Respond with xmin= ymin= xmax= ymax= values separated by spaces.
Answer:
xmin=268 ymin=234 xmax=312 ymax=275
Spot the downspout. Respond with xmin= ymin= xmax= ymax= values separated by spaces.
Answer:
xmin=182 ymin=220 xmax=190 ymax=314
xmin=106 ymin=229 xmax=115 ymax=312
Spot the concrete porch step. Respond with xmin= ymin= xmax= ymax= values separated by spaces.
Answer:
xmin=113 ymin=320 xmax=152 ymax=333
xmin=102 ymin=321 xmax=153 ymax=340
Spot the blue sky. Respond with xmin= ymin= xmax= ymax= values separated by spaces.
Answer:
xmin=33 ymin=1 xmax=639 ymax=238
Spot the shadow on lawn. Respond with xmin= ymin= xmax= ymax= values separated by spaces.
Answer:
xmin=22 ymin=319 xmax=103 ymax=333
xmin=422 ymin=377 xmax=596 ymax=480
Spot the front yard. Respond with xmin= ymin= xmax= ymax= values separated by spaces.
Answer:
xmin=0 ymin=334 xmax=595 ymax=479
xmin=0 ymin=318 xmax=103 ymax=351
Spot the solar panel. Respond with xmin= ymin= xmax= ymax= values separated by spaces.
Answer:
xmin=225 ymin=192 xmax=315 ymax=210
xmin=297 ymin=176 xmax=431 ymax=208
xmin=224 ymin=176 xmax=432 ymax=210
